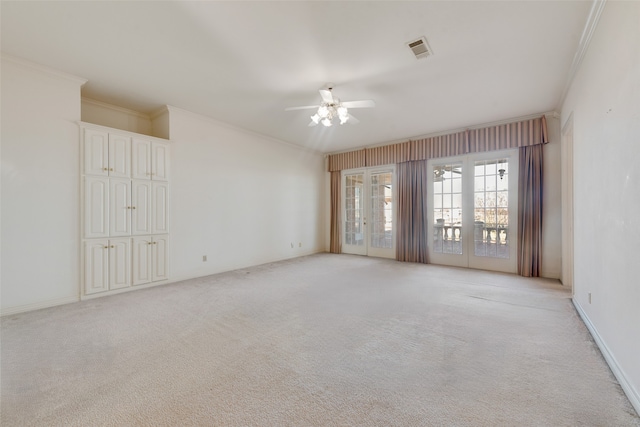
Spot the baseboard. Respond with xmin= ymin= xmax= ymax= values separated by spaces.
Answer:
xmin=573 ymin=299 xmax=640 ymax=416
xmin=1 ymin=295 xmax=80 ymax=317
xmin=166 ymin=250 xmax=326 ymax=284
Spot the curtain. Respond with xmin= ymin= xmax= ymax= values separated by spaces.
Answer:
xmin=517 ymin=144 xmax=544 ymax=277
xmin=366 ymin=142 xmax=411 ymax=166
xmin=396 ymin=160 xmax=429 ymax=263
xmin=328 ymin=149 xmax=366 ymax=172
xmin=329 ymin=171 xmax=342 ymax=253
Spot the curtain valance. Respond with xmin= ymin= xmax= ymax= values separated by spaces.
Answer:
xmin=327 ymin=149 xmax=366 ymax=172
xmin=366 ymin=142 xmax=411 ymax=167
xmin=327 ymin=116 xmax=548 ymax=171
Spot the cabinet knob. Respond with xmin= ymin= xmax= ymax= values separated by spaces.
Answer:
xmin=132 ymin=206 xmax=136 ymax=209
xmin=103 ymin=167 xmax=109 ymax=171
xmin=110 ymin=168 xmax=114 ymax=172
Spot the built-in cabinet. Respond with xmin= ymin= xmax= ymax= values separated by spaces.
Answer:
xmin=81 ymin=123 xmax=170 ymax=297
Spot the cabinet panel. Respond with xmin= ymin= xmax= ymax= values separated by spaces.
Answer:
xmin=152 ymin=182 xmax=169 ymax=234
xmin=132 ymin=138 xmax=151 ymax=180
xmin=84 ymin=239 xmax=109 ymax=294
xmin=152 ymin=235 xmax=169 ymax=282
xmin=84 ymin=177 xmax=109 ymax=238
xmin=152 ymin=142 xmax=170 ymax=181
xmin=83 ymin=129 xmax=109 ymax=176
xmin=132 ymin=236 xmax=152 ymax=285
xmin=110 ymin=178 xmax=131 ymax=237
xmin=108 ymin=134 xmax=131 ymax=178
xmin=109 ymin=238 xmax=131 ymax=290
xmin=132 ymin=180 xmax=152 ymax=235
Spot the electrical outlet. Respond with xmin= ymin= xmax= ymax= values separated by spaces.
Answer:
xmin=588 ymin=292 xmax=592 ymax=304
xmin=203 ymin=255 xmax=207 ymax=262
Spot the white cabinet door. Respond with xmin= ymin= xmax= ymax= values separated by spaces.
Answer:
xmin=132 ymin=235 xmax=168 ymax=285
xmin=84 ymin=239 xmax=109 ymax=295
xmin=132 ymin=236 xmax=152 ymax=285
xmin=151 ymin=142 xmax=170 ymax=181
xmin=152 ymin=181 xmax=169 ymax=234
xmin=84 ymin=177 xmax=109 ymax=238
xmin=83 ymin=129 xmax=109 ymax=176
xmin=108 ymin=134 xmax=131 ymax=178
xmin=110 ymin=178 xmax=131 ymax=237
xmin=109 ymin=238 xmax=131 ymax=290
xmin=132 ymin=138 xmax=151 ymax=180
xmin=131 ymin=180 xmax=152 ymax=235
xmin=152 ymin=235 xmax=169 ymax=282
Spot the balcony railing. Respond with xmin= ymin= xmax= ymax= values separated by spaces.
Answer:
xmin=433 ymin=220 xmax=509 ymax=258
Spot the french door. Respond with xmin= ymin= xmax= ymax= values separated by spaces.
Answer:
xmin=427 ymin=150 xmax=518 ymax=273
xmin=342 ymin=167 xmax=395 ymax=259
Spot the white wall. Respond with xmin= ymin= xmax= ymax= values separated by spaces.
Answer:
xmin=1 ymin=58 xmax=326 ymax=315
xmin=1 ymin=56 xmax=86 ymax=313
xmin=167 ymin=106 xmax=326 ymax=281
xmin=541 ymin=114 xmax=562 ymax=279
xmin=561 ymin=1 xmax=640 ymax=412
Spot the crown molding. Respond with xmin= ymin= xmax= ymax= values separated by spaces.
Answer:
xmin=556 ymin=0 xmax=607 ymax=109
xmin=149 ymin=105 xmax=170 ymax=120
xmin=1 ymin=52 xmax=87 ymax=86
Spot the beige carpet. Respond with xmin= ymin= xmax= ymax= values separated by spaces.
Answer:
xmin=2 ymin=254 xmax=639 ymax=426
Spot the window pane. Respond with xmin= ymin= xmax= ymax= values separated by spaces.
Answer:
xmin=473 ymin=159 xmax=509 ymax=259
xmin=433 ymin=162 xmax=462 ymax=255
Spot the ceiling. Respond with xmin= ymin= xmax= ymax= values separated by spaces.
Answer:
xmin=1 ymin=1 xmax=592 ymax=153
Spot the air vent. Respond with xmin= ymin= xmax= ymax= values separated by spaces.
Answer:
xmin=407 ymin=37 xmax=432 ymax=60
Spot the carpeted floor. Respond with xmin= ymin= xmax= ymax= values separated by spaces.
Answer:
xmin=2 ymin=254 xmax=639 ymax=426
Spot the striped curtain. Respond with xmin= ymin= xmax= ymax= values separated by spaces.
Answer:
xmin=329 ymin=171 xmax=342 ymax=253
xmin=328 ymin=116 xmax=548 ymax=171
xmin=410 ymin=131 xmax=468 ymax=161
xmin=396 ymin=161 xmax=429 ymax=263
xmin=328 ymin=149 xmax=366 ymax=172
xmin=366 ymin=142 xmax=410 ymax=166
xmin=518 ymin=144 xmax=544 ymax=277
xmin=468 ymin=116 xmax=548 ymax=153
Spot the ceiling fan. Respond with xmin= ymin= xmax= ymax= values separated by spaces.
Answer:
xmin=285 ymin=87 xmax=375 ymax=127
xmin=434 ymin=166 xmax=462 ymax=181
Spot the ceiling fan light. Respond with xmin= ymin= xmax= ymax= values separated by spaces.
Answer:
xmin=339 ymin=115 xmax=349 ymax=125
xmin=318 ymin=105 xmax=329 ymax=118
xmin=337 ymin=105 xmax=348 ymax=118
xmin=321 ymin=118 xmax=332 ymax=127
xmin=310 ymin=114 xmax=320 ymax=124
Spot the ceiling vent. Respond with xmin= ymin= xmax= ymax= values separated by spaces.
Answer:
xmin=407 ymin=37 xmax=432 ymax=60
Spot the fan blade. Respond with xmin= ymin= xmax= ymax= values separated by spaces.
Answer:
xmin=347 ymin=114 xmax=360 ymax=125
xmin=341 ymin=100 xmax=375 ymax=108
xmin=284 ymin=105 xmax=320 ymax=111
xmin=308 ymin=120 xmax=319 ymax=127
xmin=319 ymin=89 xmax=334 ymax=103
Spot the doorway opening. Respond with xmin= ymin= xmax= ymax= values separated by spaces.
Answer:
xmin=342 ymin=167 xmax=395 ymax=259
xmin=427 ymin=150 xmax=518 ymax=273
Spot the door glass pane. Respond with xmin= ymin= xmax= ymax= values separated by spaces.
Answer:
xmin=344 ymin=174 xmax=364 ymax=246
xmin=370 ymin=172 xmax=393 ymax=248
xmin=433 ymin=163 xmax=463 ymax=254
xmin=474 ymin=159 xmax=509 ymax=258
